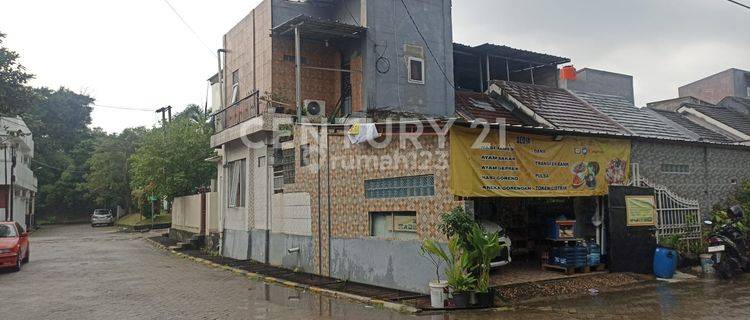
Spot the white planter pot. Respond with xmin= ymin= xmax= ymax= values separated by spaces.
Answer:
xmin=428 ymin=280 xmax=448 ymax=308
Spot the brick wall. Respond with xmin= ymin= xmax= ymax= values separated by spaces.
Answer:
xmin=271 ymin=37 xmax=340 ymax=115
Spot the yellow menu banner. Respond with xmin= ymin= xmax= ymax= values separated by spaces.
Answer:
xmin=449 ymin=126 xmax=631 ymax=197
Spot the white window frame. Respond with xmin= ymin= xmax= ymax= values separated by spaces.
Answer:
xmin=227 ymin=159 xmax=246 ymax=208
xmin=407 ymin=57 xmax=425 ymax=85
xmin=231 ymin=70 xmax=240 ymax=104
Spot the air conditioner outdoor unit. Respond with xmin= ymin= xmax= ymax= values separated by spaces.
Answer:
xmin=303 ymin=99 xmax=326 ymax=119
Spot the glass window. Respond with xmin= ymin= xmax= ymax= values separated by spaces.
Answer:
xmin=273 ymin=148 xmax=295 ymax=189
xmin=0 ymin=224 xmax=17 ymax=238
xmin=365 ymin=175 xmax=435 ymax=199
xmin=661 ymin=163 xmax=689 ymax=174
xmin=300 ymin=144 xmax=311 ymax=167
xmin=407 ymin=57 xmax=425 ymax=84
xmin=370 ymin=212 xmax=418 ymax=240
xmin=231 ymin=69 xmax=240 ymax=103
xmin=227 ymin=159 xmax=246 ymax=208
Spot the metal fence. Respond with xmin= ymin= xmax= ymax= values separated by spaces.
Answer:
xmin=630 ymin=164 xmax=702 ymax=246
xmin=212 ymin=91 xmax=262 ymax=133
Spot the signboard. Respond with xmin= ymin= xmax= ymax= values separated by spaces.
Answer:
xmin=148 ymin=195 xmax=158 ymax=202
xmin=449 ymin=126 xmax=631 ymax=197
xmin=393 ymin=215 xmax=417 ymax=233
xmin=625 ymin=195 xmax=657 ymax=226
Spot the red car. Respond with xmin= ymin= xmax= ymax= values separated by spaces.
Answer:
xmin=0 ymin=221 xmax=29 ymax=272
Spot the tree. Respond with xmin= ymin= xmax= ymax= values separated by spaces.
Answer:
xmin=0 ymin=31 xmax=35 ymax=115
xmin=84 ymin=127 xmax=146 ymax=212
xmin=129 ymin=105 xmax=215 ymax=212
xmin=24 ymin=88 xmax=96 ymax=218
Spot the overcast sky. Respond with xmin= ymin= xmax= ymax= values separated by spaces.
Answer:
xmin=1 ymin=0 xmax=748 ymax=133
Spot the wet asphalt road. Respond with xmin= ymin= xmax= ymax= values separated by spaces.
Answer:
xmin=1 ymin=224 xmax=749 ymax=320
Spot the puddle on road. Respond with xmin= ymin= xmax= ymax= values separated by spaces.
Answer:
xmin=245 ymin=276 xmax=750 ymax=320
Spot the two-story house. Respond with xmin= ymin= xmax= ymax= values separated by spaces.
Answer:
xmin=1 ymin=117 xmax=37 ymax=230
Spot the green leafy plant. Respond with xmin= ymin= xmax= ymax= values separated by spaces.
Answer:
xmin=419 ymin=239 xmax=447 ymax=282
xmin=466 ymin=225 xmax=504 ymax=293
xmin=420 ymin=237 xmax=476 ymax=292
xmin=444 ymin=237 xmax=476 ymax=293
xmin=658 ymin=234 xmax=682 ymax=249
xmin=439 ymin=206 xmax=478 ymax=246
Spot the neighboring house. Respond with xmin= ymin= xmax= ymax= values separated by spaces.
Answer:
xmin=678 ymin=68 xmax=750 ymax=104
xmin=0 ymin=117 xmax=37 ymax=230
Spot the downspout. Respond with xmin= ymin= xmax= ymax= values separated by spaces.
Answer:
xmin=326 ymin=128 xmax=332 ymax=276
xmin=216 ymin=47 xmax=226 ymax=254
xmin=266 ymin=141 xmax=272 ymax=264
xmin=317 ymin=126 xmax=323 ymax=275
xmin=295 ymin=25 xmax=303 ymax=121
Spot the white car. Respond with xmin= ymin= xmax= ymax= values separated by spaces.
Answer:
xmin=91 ymin=209 xmax=115 ymax=227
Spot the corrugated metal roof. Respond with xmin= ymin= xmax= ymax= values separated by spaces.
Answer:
xmin=650 ymin=109 xmax=734 ymax=143
xmin=472 ymin=43 xmax=570 ymax=65
xmin=688 ymin=104 xmax=750 ymax=136
xmin=494 ymin=81 xmax=627 ymax=135
xmin=454 ymin=91 xmax=526 ymax=126
xmin=572 ymin=91 xmax=687 ymax=140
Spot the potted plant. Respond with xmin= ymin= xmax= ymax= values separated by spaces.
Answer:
xmin=419 ymin=239 xmax=448 ymax=308
xmin=467 ymin=225 xmax=504 ymax=307
xmin=444 ymin=237 xmax=476 ymax=308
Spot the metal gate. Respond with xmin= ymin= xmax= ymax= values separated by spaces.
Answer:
xmin=630 ymin=164 xmax=702 ymax=246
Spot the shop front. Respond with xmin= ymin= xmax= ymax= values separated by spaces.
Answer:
xmin=449 ymin=126 xmax=632 ymax=284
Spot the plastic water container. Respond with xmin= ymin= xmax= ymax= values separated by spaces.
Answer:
xmin=653 ymin=247 xmax=678 ymax=279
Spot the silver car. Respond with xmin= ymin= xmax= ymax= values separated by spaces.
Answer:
xmin=91 ymin=209 xmax=115 ymax=227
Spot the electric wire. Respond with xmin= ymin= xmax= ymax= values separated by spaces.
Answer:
xmin=162 ymin=0 xmax=217 ymax=58
xmin=726 ymin=0 xmax=750 ymax=10
xmin=90 ymin=104 xmax=155 ymax=112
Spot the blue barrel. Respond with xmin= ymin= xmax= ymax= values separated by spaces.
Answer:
xmin=653 ymin=247 xmax=678 ymax=279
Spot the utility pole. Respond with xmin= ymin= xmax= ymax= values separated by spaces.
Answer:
xmin=155 ymin=107 xmax=171 ymax=125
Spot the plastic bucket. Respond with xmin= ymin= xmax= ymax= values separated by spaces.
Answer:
xmin=700 ymin=254 xmax=715 ymax=274
xmin=654 ymin=247 xmax=678 ymax=279
xmin=429 ymin=281 xmax=448 ymax=308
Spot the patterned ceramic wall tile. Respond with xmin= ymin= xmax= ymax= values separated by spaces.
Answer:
xmin=285 ymin=126 xmax=461 ymax=275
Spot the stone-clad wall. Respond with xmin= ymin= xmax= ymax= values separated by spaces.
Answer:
xmin=631 ymin=140 xmax=750 ymax=213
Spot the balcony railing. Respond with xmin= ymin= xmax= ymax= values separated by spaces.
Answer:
xmin=212 ymin=90 xmax=262 ymax=133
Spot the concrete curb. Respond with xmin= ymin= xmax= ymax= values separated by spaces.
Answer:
xmin=144 ymin=237 xmax=421 ymax=314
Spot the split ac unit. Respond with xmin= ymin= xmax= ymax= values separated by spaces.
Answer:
xmin=303 ymin=99 xmax=326 ymax=117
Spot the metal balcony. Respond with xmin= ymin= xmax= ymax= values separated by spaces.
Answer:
xmin=212 ymin=91 xmax=262 ymax=133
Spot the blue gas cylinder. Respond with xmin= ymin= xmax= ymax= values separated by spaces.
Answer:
xmin=653 ymin=247 xmax=678 ymax=279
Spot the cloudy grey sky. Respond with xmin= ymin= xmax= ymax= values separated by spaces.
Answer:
xmin=1 ymin=0 xmax=748 ymax=133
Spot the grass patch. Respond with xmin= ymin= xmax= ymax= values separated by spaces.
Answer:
xmin=117 ymin=214 xmax=172 ymax=227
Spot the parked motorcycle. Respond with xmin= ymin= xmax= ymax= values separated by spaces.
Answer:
xmin=705 ymin=205 xmax=749 ymax=279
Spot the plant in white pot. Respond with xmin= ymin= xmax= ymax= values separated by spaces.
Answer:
xmin=420 ymin=239 xmax=449 ymax=308
xmin=467 ymin=225 xmax=504 ymax=307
